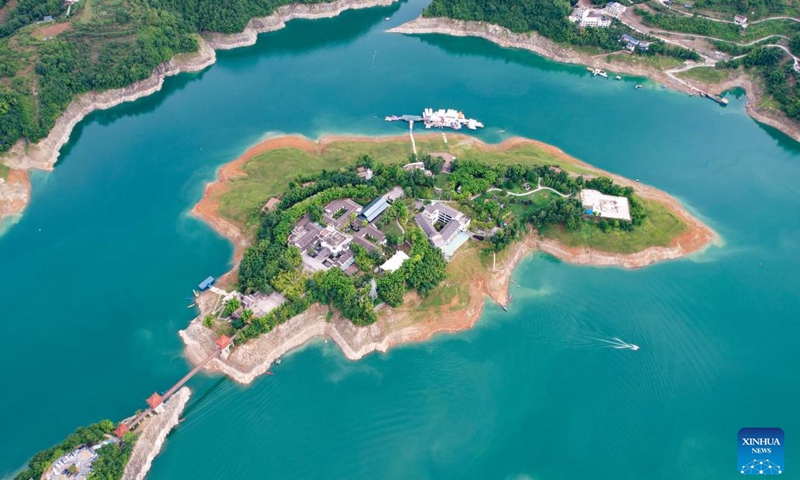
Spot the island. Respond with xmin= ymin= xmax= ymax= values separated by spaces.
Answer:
xmin=7 ymin=133 xmax=715 ymax=479
xmin=388 ymin=0 xmax=800 ymax=141
xmin=180 ymin=134 xmax=716 ymax=384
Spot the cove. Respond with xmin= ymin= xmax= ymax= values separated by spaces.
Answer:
xmin=1 ymin=0 xmax=799 ymax=478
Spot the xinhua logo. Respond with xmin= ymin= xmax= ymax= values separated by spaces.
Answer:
xmin=738 ymin=428 xmax=784 ymax=475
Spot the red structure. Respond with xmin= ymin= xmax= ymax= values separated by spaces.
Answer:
xmin=113 ymin=423 xmax=130 ymax=438
xmin=146 ymin=392 xmax=163 ymax=409
xmin=215 ymin=335 xmax=232 ymax=350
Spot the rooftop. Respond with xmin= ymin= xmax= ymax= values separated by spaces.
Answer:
xmin=215 ymin=335 xmax=232 ymax=349
xmin=580 ymin=189 xmax=632 ymax=221
xmin=361 ymin=195 xmax=390 ymax=223
xmin=380 ymin=251 xmax=410 ymax=272
xmin=146 ymin=392 xmax=163 ymax=409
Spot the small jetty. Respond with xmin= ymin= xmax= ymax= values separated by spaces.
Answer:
xmin=700 ymin=91 xmax=729 ymax=106
xmin=386 ymin=108 xmax=484 ymax=131
xmin=198 ymin=276 xmax=215 ymax=291
xmin=587 ymin=67 xmax=608 ymax=78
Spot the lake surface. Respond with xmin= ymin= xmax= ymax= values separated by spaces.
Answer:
xmin=1 ymin=0 xmax=799 ymax=478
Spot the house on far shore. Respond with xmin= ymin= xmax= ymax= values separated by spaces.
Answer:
xmin=733 ymin=14 xmax=748 ymax=28
xmin=569 ymin=6 xmax=612 ymax=28
xmin=414 ymin=202 xmax=471 ymax=259
xmin=604 ymin=2 xmax=626 ymax=17
xmin=580 ymin=189 xmax=631 ymax=222
xmin=356 ymin=166 xmax=373 ymax=180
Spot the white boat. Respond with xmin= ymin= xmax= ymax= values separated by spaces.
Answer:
xmin=421 ymin=108 xmax=484 ymax=130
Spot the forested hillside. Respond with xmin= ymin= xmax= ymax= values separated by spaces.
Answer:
xmin=423 ymin=0 xmax=799 ymax=127
xmin=423 ymin=0 xmax=626 ymax=49
xmin=0 ymin=0 xmax=325 ymax=153
xmin=422 ymin=0 xmax=699 ymax=57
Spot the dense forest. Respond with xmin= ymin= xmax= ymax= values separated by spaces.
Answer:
xmin=0 ymin=0 xmax=326 ymax=153
xmin=14 ymin=420 xmax=135 ymax=480
xmin=422 ymin=0 xmax=697 ymax=56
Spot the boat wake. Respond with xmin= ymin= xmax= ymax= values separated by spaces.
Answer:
xmin=591 ymin=337 xmax=640 ymax=351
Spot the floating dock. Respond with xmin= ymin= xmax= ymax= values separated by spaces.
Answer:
xmin=198 ymin=276 xmax=215 ymax=290
xmin=386 ymin=108 xmax=484 ymax=131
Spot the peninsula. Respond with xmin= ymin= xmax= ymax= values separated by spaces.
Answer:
xmin=181 ymin=134 xmax=715 ymax=384
xmin=388 ymin=0 xmax=800 ymax=142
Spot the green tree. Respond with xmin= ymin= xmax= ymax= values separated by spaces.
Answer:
xmin=377 ymin=271 xmax=407 ymax=307
xmin=223 ymin=298 xmax=241 ymax=317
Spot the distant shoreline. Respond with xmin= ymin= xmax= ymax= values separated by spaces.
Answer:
xmin=182 ymin=133 xmax=717 ymax=384
xmin=0 ymin=0 xmax=400 ymax=225
xmin=387 ymin=17 xmax=800 ymax=143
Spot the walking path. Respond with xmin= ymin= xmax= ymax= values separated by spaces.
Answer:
xmin=487 ymin=179 xmax=571 ymax=198
xmin=659 ymin=5 xmax=799 ymax=25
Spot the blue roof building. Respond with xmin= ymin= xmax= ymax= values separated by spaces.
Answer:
xmin=360 ymin=196 xmax=389 ymax=223
xmin=198 ymin=276 xmax=215 ymax=290
xmin=621 ymin=34 xmax=639 ymax=46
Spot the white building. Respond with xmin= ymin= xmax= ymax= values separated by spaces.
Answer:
xmin=380 ymin=251 xmax=410 ymax=273
xmin=570 ymin=7 xmax=612 ymax=28
xmin=414 ymin=202 xmax=471 ymax=259
xmin=603 ymin=2 xmax=627 ymax=18
xmin=733 ymin=14 xmax=748 ymax=28
xmin=580 ymin=189 xmax=631 ymax=222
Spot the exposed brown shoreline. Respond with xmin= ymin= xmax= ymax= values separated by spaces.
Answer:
xmin=388 ymin=17 xmax=800 ymax=143
xmin=120 ymin=387 xmax=192 ymax=480
xmin=182 ymin=133 xmax=717 ymax=384
xmin=0 ymin=169 xmax=30 ymax=225
xmin=0 ymin=0 xmax=399 ymax=220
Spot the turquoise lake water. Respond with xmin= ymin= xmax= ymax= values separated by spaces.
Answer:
xmin=2 ymin=0 xmax=800 ymax=478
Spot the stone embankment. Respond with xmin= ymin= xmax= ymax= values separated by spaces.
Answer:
xmin=121 ymin=387 xmax=192 ymax=480
xmin=389 ymin=17 xmax=800 ymax=142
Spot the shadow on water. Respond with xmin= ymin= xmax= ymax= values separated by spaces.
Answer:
xmin=218 ymin=1 xmax=404 ymax=61
xmin=408 ymin=32 xmax=591 ymax=79
xmin=756 ymin=120 xmax=800 ymax=152
xmin=53 ymin=3 xmax=403 ymax=168
xmin=54 ymin=71 xmax=209 ymax=167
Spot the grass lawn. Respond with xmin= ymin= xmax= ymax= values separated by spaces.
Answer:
xmin=757 ymin=94 xmax=782 ymax=110
xmin=411 ymin=243 xmax=488 ymax=320
xmin=605 ymin=52 xmax=684 ymax=71
xmin=677 ymin=66 xmax=731 ymax=84
xmin=217 ymin=136 xmax=577 ymax=226
xmin=217 ymin=136 xmax=690 ymax=256
xmin=448 ymin=142 xmax=595 ymax=176
xmin=0 ymin=164 xmax=9 ymax=180
xmin=78 ymin=0 xmax=93 ymax=23
xmin=542 ymin=198 xmax=686 ymax=253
